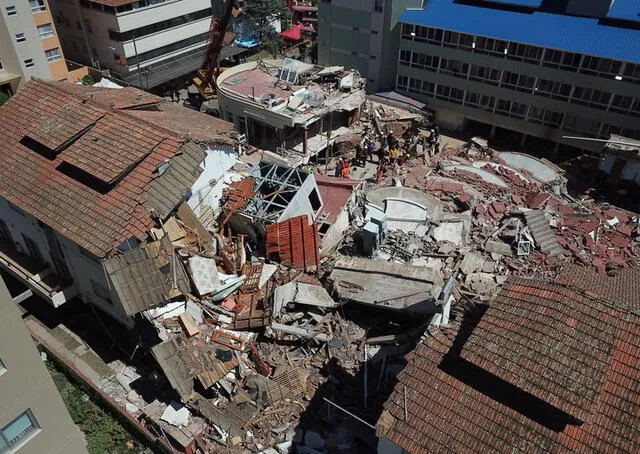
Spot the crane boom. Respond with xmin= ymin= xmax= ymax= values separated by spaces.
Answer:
xmin=202 ymin=0 xmax=241 ymax=85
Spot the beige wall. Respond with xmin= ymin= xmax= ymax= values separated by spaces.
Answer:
xmin=0 ymin=0 xmax=85 ymax=90
xmin=0 ymin=277 xmax=87 ymax=453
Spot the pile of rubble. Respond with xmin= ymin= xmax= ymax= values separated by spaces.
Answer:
xmin=93 ymin=98 xmax=638 ymax=454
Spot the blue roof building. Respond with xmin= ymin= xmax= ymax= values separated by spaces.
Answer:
xmin=392 ymin=0 xmax=640 ymax=152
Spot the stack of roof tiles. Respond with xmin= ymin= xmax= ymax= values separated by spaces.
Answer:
xmin=0 ymin=79 xmax=233 ymax=257
xmin=378 ymin=274 xmax=640 ymax=453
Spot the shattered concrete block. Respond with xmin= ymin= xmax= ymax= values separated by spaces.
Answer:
xmin=465 ymin=272 xmax=498 ymax=295
xmin=459 ymin=251 xmax=486 ymax=275
xmin=277 ymin=441 xmax=293 ymax=454
xmin=485 ymin=240 xmax=513 ymax=256
xmin=432 ymin=221 xmax=463 ymax=245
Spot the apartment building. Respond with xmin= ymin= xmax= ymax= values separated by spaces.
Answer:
xmin=0 ymin=0 xmax=87 ymax=96
xmin=393 ymin=0 xmax=640 ymax=152
xmin=317 ymin=0 xmax=421 ymax=92
xmin=0 ymin=276 xmax=87 ymax=454
xmin=49 ymin=0 xmax=231 ymax=89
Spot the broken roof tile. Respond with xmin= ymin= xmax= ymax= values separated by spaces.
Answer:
xmin=0 ymin=79 xmax=233 ymax=256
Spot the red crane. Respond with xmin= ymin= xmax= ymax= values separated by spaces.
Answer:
xmin=199 ymin=0 xmax=243 ymax=94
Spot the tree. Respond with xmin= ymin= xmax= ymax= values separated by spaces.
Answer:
xmin=263 ymin=35 xmax=284 ymax=59
xmin=81 ymin=75 xmax=95 ymax=86
xmin=0 ymin=92 xmax=8 ymax=107
xmin=240 ymin=0 xmax=292 ymax=41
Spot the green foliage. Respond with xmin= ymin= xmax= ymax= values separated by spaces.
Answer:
xmin=81 ymin=74 xmax=96 ymax=86
xmin=242 ymin=0 xmax=292 ymax=39
xmin=0 ymin=92 xmax=9 ymax=107
xmin=263 ymin=35 xmax=284 ymax=57
xmin=47 ymin=361 xmax=153 ymax=454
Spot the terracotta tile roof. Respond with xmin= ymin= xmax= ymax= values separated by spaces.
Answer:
xmin=0 ymin=79 xmax=231 ymax=257
xmin=266 ymin=215 xmax=319 ymax=272
xmin=378 ymin=278 xmax=640 ymax=453
xmin=314 ymin=174 xmax=360 ymax=224
xmin=127 ymin=101 xmax=236 ymax=144
xmin=60 ymin=112 xmax=164 ymax=184
xmin=556 ymin=263 xmax=640 ymax=312
xmin=460 ymin=278 xmax=619 ymax=422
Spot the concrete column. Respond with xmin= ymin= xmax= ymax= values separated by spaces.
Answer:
xmin=553 ymin=142 xmax=560 ymax=158
xmin=490 ymin=125 xmax=497 ymax=137
xmin=303 ymin=127 xmax=308 ymax=155
xmin=520 ymin=133 xmax=527 ymax=148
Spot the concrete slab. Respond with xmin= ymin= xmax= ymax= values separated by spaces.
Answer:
xmin=444 ymin=164 xmax=508 ymax=188
xmin=499 ymin=152 xmax=560 ymax=183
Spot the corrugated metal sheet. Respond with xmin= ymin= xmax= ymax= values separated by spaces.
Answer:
xmin=104 ymin=246 xmax=190 ymax=315
xmin=400 ymin=0 xmax=640 ymax=64
xmin=265 ymin=215 xmax=319 ymax=272
xmin=607 ymin=0 xmax=640 ymax=22
xmin=146 ymin=141 xmax=205 ymax=220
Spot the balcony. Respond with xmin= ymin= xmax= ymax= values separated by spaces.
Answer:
xmin=0 ymin=239 xmax=76 ymax=307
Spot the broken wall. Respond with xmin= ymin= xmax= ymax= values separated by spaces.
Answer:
xmin=279 ymin=173 xmax=324 ymax=223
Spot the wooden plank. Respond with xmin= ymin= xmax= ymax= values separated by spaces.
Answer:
xmin=179 ymin=312 xmax=200 ymax=337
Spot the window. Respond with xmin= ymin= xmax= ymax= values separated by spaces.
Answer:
xmin=5 ymin=6 xmax=17 ymax=16
xmin=0 ymin=58 xmax=3 ymax=71
xmin=45 ymin=48 xmax=61 ymax=62
xmin=0 ymin=410 xmax=40 ymax=452
xmin=399 ymin=50 xmax=411 ymax=66
xmin=15 ymin=33 xmax=26 ymax=42
xmin=91 ymin=280 xmax=112 ymax=305
xmin=28 ymin=0 xmax=45 ymax=12
xmin=397 ymin=75 xmax=408 ymax=90
xmin=37 ymin=23 xmax=54 ymax=38
xmin=24 ymin=58 xmax=34 ymax=68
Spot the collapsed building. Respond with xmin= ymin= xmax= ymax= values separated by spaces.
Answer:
xmin=0 ymin=74 xmax=638 ymax=454
xmin=216 ymin=58 xmax=366 ymax=162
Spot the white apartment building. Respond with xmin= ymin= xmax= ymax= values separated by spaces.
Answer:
xmin=49 ymin=0 xmax=228 ymax=88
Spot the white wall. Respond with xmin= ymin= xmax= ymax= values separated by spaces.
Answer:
xmin=0 ymin=197 xmax=133 ymax=327
xmin=115 ymin=0 xmax=210 ymax=32
xmin=279 ymin=174 xmax=323 ymax=223
xmin=321 ymin=207 xmax=349 ymax=252
xmin=121 ymin=18 xmax=210 ymax=57
xmin=187 ymin=146 xmax=238 ymax=217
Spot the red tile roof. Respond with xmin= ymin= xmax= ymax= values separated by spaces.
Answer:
xmin=556 ymin=264 xmax=640 ymax=313
xmin=460 ymin=279 xmax=619 ymax=423
xmin=266 ymin=215 xmax=319 ymax=272
xmin=0 ymin=79 xmax=232 ymax=257
xmin=314 ymin=174 xmax=360 ymax=224
xmin=378 ymin=277 xmax=640 ymax=453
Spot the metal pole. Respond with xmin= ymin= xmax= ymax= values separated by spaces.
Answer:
xmin=562 ymin=135 xmax=639 ymax=146
xmin=364 ymin=345 xmax=368 ymax=412
xmin=132 ymin=32 xmax=142 ymax=88
xmin=324 ymin=92 xmax=333 ymax=174
xmin=322 ymin=398 xmax=375 ymax=430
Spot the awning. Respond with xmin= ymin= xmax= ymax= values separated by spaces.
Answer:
xmin=280 ymin=24 xmax=304 ymax=41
